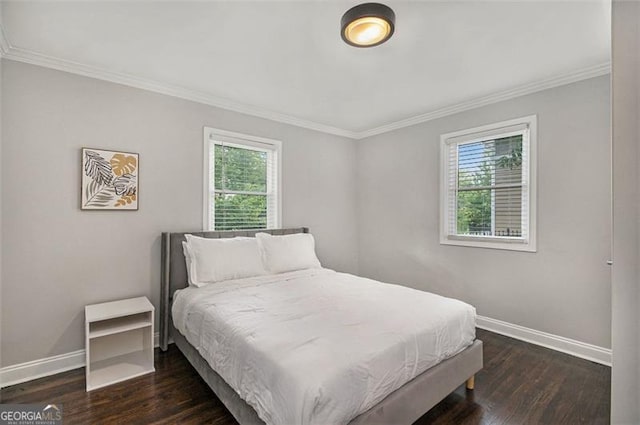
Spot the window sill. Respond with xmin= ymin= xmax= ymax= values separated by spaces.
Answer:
xmin=440 ymin=236 xmax=537 ymax=252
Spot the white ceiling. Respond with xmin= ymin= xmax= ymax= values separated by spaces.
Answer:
xmin=1 ymin=1 xmax=610 ymax=136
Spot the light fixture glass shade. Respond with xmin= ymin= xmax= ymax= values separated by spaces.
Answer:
xmin=341 ymin=3 xmax=395 ymax=47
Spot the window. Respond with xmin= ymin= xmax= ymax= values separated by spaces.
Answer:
xmin=440 ymin=116 xmax=537 ymax=251
xmin=203 ymin=128 xmax=281 ymax=231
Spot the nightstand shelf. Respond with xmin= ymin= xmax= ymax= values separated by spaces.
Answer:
xmin=89 ymin=313 xmax=152 ymax=339
xmin=85 ymin=297 xmax=155 ymax=391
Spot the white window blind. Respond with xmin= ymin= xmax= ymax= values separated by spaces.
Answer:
xmin=440 ymin=116 xmax=537 ymax=252
xmin=204 ymin=129 xmax=281 ymax=231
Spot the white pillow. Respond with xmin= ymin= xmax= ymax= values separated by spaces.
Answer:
xmin=256 ymin=232 xmax=321 ymax=274
xmin=184 ymin=235 xmax=267 ymax=287
xmin=182 ymin=241 xmax=196 ymax=286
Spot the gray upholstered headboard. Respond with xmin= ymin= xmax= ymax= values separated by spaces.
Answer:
xmin=159 ymin=227 xmax=309 ymax=350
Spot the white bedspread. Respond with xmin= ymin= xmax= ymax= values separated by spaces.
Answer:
xmin=172 ymin=268 xmax=476 ymax=425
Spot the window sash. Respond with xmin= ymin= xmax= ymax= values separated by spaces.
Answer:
xmin=440 ymin=116 xmax=536 ymax=251
xmin=457 ymin=183 xmax=522 ymax=192
xmin=212 ymin=143 xmax=273 ymax=196
xmin=213 ymin=193 xmax=269 ymax=231
xmin=449 ymin=134 xmax=528 ymax=240
xmin=204 ymin=128 xmax=281 ymax=231
xmin=213 ymin=189 xmax=268 ymax=196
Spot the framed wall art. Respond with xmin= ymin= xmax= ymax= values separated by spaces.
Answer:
xmin=81 ymin=148 xmax=139 ymax=210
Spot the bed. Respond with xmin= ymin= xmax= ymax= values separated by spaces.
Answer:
xmin=160 ymin=228 xmax=483 ymax=425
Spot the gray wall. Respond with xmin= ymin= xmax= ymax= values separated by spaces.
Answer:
xmin=0 ymin=59 xmax=613 ymax=368
xmin=0 ymin=60 xmax=359 ymax=366
xmin=611 ymin=0 xmax=640 ymax=423
xmin=356 ymin=76 xmax=611 ymax=349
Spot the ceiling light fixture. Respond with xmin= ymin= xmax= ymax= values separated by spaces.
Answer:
xmin=341 ymin=3 xmax=395 ymax=48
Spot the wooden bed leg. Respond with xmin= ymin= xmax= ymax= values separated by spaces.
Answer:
xmin=466 ymin=375 xmax=475 ymax=390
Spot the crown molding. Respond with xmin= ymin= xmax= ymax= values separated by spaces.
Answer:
xmin=1 ymin=42 xmax=609 ymax=140
xmin=2 ymin=45 xmax=360 ymax=139
xmin=355 ymin=62 xmax=611 ymax=139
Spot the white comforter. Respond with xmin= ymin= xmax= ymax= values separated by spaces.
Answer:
xmin=172 ymin=269 xmax=476 ymax=425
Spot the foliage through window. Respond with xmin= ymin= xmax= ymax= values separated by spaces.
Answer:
xmin=441 ymin=116 xmax=536 ymax=251
xmin=204 ymin=129 xmax=280 ymax=231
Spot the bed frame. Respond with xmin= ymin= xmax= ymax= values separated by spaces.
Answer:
xmin=160 ymin=228 xmax=483 ymax=425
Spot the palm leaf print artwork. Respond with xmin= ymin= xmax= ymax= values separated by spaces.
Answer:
xmin=81 ymin=149 xmax=139 ymax=210
xmin=115 ymin=193 xmax=137 ymax=207
xmin=84 ymin=150 xmax=113 ymax=185
xmin=84 ymin=178 xmax=116 ymax=208
xmin=111 ymin=153 xmax=137 ymax=176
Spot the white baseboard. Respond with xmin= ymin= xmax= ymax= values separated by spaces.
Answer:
xmin=0 ymin=332 xmax=161 ymax=388
xmin=477 ymin=315 xmax=612 ymax=366
xmin=0 ymin=349 xmax=86 ymax=389
xmin=2 ymin=319 xmax=612 ymax=388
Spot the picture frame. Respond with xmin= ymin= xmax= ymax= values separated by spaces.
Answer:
xmin=81 ymin=148 xmax=139 ymax=210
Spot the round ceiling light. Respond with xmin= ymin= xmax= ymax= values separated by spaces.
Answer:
xmin=341 ymin=3 xmax=395 ymax=48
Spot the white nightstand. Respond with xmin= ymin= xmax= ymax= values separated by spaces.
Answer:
xmin=85 ymin=296 xmax=155 ymax=391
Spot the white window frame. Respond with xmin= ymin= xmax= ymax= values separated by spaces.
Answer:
xmin=439 ymin=115 xmax=537 ymax=252
xmin=203 ymin=127 xmax=282 ymax=231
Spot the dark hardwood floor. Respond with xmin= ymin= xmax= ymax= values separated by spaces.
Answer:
xmin=0 ymin=329 xmax=610 ymax=424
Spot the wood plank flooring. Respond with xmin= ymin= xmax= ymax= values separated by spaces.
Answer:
xmin=0 ymin=329 xmax=610 ymax=424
